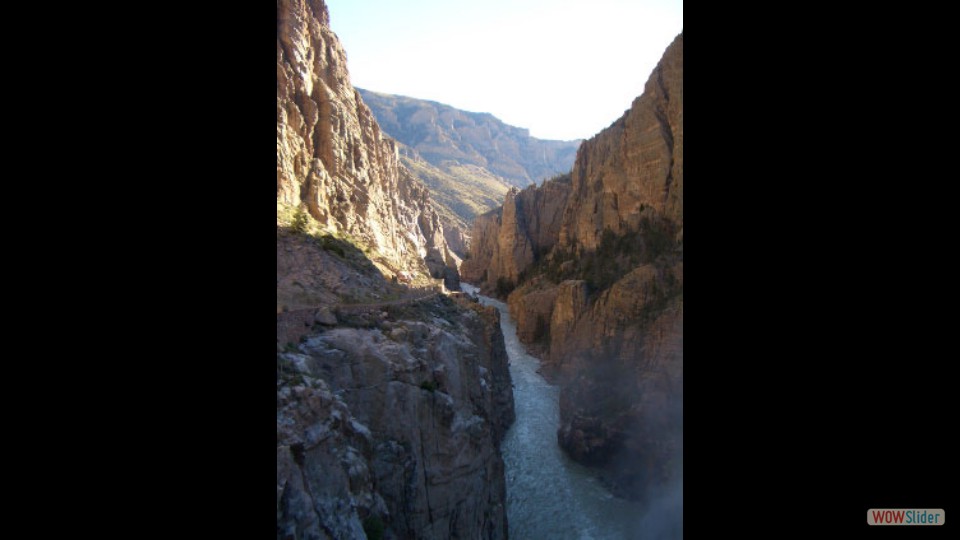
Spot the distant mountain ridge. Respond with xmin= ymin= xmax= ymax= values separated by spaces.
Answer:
xmin=399 ymin=147 xmax=513 ymax=255
xmin=358 ymin=88 xmax=581 ymax=254
xmin=359 ymin=89 xmax=580 ymax=188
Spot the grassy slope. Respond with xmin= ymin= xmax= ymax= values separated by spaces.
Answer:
xmin=401 ymin=154 xmax=512 ymax=234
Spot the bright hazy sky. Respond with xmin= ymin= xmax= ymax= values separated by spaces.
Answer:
xmin=324 ymin=0 xmax=683 ymax=141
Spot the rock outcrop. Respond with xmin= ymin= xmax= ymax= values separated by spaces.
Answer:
xmin=277 ymin=0 xmax=458 ymax=285
xmin=461 ymin=176 xmax=572 ymax=294
xmin=554 ymin=264 xmax=683 ymax=496
xmin=507 ymin=282 xmax=558 ymax=350
xmin=464 ymin=33 xmax=683 ymax=500
xmin=400 ymin=147 xmax=512 ymax=257
xmin=558 ymin=34 xmax=683 ymax=252
xmin=278 ymin=295 xmax=515 ymax=539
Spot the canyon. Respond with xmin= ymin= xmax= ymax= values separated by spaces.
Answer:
xmin=277 ymin=1 xmax=514 ymax=538
xmin=277 ymin=0 xmax=682 ymax=536
xmin=359 ymin=89 xmax=581 ymax=256
xmin=464 ymin=33 xmax=683 ymax=500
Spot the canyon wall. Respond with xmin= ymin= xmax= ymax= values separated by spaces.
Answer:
xmin=278 ymin=296 xmax=515 ymax=539
xmin=277 ymin=2 xmax=515 ymax=538
xmin=558 ymin=31 xmax=683 ymax=252
xmin=277 ymin=0 xmax=458 ymax=284
xmin=460 ymin=176 xmax=572 ymax=294
xmin=465 ymin=33 xmax=683 ymax=499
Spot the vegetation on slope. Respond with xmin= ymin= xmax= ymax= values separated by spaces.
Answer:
xmin=401 ymin=153 xmax=512 ymax=235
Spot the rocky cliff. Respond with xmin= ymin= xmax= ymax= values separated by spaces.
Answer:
xmin=400 ymin=147 xmax=511 ymax=256
xmin=277 ymin=2 xmax=515 ymax=537
xmin=278 ymin=295 xmax=515 ymax=539
xmin=558 ymin=33 xmax=683 ymax=253
xmin=460 ymin=175 xmax=572 ymax=294
xmin=277 ymin=0 xmax=458 ymax=286
xmin=553 ymin=264 xmax=682 ymax=497
xmin=464 ymin=33 xmax=683 ymax=500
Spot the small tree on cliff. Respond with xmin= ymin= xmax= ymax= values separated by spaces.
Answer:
xmin=291 ymin=207 xmax=309 ymax=233
xmin=496 ymin=277 xmax=515 ymax=297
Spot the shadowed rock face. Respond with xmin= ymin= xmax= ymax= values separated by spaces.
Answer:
xmin=464 ymin=33 xmax=683 ymax=499
xmin=277 ymin=0 xmax=458 ymax=284
xmin=278 ymin=296 xmax=515 ymax=539
xmin=554 ymin=264 xmax=683 ymax=497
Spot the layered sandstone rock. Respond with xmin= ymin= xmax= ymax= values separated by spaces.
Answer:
xmin=277 ymin=0 xmax=458 ymax=285
xmin=278 ymin=296 xmax=515 ymax=539
xmin=559 ymin=33 xmax=683 ymax=252
xmin=547 ymin=280 xmax=588 ymax=365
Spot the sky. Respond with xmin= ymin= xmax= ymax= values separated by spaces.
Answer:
xmin=324 ymin=0 xmax=683 ymax=141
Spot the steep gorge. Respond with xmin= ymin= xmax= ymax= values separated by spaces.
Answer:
xmin=460 ymin=176 xmax=572 ymax=296
xmin=465 ymin=33 xmax=683 ymax=499
xmin=359 ymin=89 xmax=581 ymax=257
xmin=277 ymin=1 xmax=515 ymax=538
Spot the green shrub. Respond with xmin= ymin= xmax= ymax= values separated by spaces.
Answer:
xmin=640 ymin=217 xmax=672 ymax=261
xmin=319 ymin=235 xmax=346 ymax=258
xmin=363 ymin=515 xmax=385 ymax=540
xmin=291 ymin=207 xmax=309 ymax=233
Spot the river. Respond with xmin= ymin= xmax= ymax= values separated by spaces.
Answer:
xmin=461 ymin=284 xmax=646 ymax=539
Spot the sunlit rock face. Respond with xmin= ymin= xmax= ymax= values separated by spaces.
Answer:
xmin=277 ymin=0 xmax=458 ymax=284
xmin=461 ymin=178 xmax=572 ymax=294
xmin=464 ymin=33 xmax=683 ymax=499
xmin=559 ymin=33 xmax=683 ymax=253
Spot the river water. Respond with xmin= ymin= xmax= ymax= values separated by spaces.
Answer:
xmin=462 ymin=284 xmax=646 ymax=539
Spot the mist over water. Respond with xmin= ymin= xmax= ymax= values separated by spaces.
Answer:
xmin=463 ymin=284 xmax=662 ymax=539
